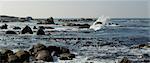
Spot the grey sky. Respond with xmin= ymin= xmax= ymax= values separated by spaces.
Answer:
xmin=0 ymin=0 xmax=149 ymax=18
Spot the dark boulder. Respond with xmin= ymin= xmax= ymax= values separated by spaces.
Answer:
xmin=37 ymin=28 xmax=45 ymax=35
xmin=1 ymin=24 xmax=8 ymax=29
xmin=6 ymin=30 xmax=17 ymax=34
xmin=60 ymin=47 xmax=70 ymax=54
xmin=21 ymin=25 xmax=33 ymax=34
xmin=33 ymin=26 xmax=37 ymax=29
xmin=47 ymin=46 xmax=61 ymax=56
xmin=15 ymin=50 xmax=30 ymax=62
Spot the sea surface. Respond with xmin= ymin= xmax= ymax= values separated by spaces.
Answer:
xmin=0 ymin=18 xmax=149 ymax=63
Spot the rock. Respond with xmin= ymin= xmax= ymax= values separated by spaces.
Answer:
xmin=59 ymin=53 xmax=74 ymax=60
xmin=37 ymin=28 xmax=45 ymax=35
xmin=1 ymin=24 xmax=8 ymax=29
xmin=119 ymin=57 xmax=131 ymax=63
xmin=0 ymin=49 xmax=14 ymax=62
xmin=47 ymin=46 xmax=61 ymax=56
xmin=33 ymin=26 xmax=37 ymax=29
xmin=13 ymin=27 xmax=21 ymax=30
xmin=6 ymin=30 xmax=17 ymax=34
xmin=60 ymin=47 xmax=70 ymax=54
xmin=15 ymin=50 xmax=30 ymax=62
xmin=46 ymin=17 xmax=55 ymax=24
xmin=7 ymin=54 xmax=19 ymax=63
xmin=29 ymin=43 xmax=47 ymax=55
xmin=35 ymin=50 xmax=53 ymax=62
xmin=21 ymin=25 xmax=33 ymax=34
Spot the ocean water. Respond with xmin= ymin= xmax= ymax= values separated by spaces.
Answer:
xmin=0 ymin=18 xmax=150 ymax=63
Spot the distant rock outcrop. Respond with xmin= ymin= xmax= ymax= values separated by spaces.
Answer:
xmin=21 ymin=25 xmax=33 ymax=34
xmin=37 ymin=28 xmax=45 ymax=35
xmin=6 ymin=30 xmax=17 ymax=34
xmin=46 ymin=17 xmax=55 ymax=24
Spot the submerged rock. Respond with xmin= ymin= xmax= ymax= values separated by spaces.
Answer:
xmin=15 ymin=50 xmax=30 ymax=62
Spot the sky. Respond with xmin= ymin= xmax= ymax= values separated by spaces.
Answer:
xmin=0 ymin=0 xmax=149 ymax=18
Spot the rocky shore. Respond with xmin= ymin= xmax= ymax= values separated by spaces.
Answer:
xmin=0 ymin=43 xmax=76 ymax=63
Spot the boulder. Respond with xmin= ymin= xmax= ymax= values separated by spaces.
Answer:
xmin=6 ymin=30 xmax=17 ymax=34
xmin=1 ymin=24 xmax=8 ymax=29
xmin=15 ymin=50 xmax=30 ymax=62
xmin=29 ymin=43 xmax=47 ymax=55
xmin=60 ymin=47 xmax=70 ymax=54
xmin=35 ymin=50 xmax=53 ymax=62
xmin=119 ymin=57 xmax=131 ymax=63
xmin=21 ymin=25 xmax=33 ymax=34
xmin=33 ymin=26 xmax=37 ymax=29
xmin=7 ymin=54 xmax=19 ymax=63
xmin=47 ymin=46 xmax=61 ymax=56
xmin=37 ymin=28 xmax=45 ymax=35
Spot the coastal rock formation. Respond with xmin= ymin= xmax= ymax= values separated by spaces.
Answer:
xmin=21 ymin=25 xmax=33 ymax=34
xmin=0 ymin=43 xmax=75 ymax=62
xmin=6 ymin=30 xmax=17 ymax=34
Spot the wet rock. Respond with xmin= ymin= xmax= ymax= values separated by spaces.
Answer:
xmin=46 ymin=17 xmax=55 ymax=24
xmin=13 ymin=27 xmax=21 ymax=30
xmin=37 ymin=28 xmax=45 ymax=35
xmin=21 ymin=25 xmax=33 ymax=34
xmin=47 ymin=46 xmax=61 ymax=56
xmin=33 ymin=26 xmax=37 ymax=29
xmin=1 ymin=24 xmax=8 ymax=29
xmin=35 ymin=50 xmax=53 ymax=62
xmin=29 ymin=43 xmax=47 ymax=55
xmin=60 ymin=47 xmax=70 ymax=54
xmin=59 ymin=53 xmax=75 ymax=60
xmin=15 ymin=50 xmax=30 ymax=62
xmin=6 ymin=30 xmax=17 ymax=34
xmin=119 ymin=57 xmax=131 ymax=63
xmin=7 ymin=54 xmax=19 ymax=63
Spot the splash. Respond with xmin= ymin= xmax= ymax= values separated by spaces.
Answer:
xmin=89 ymin=16 xmax=109 ymax=31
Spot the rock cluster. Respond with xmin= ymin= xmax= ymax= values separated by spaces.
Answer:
xmin=0 ymin=43 xmax=75 ymax=63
